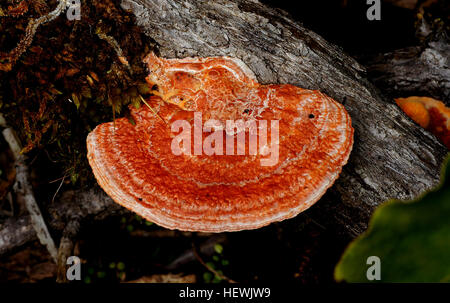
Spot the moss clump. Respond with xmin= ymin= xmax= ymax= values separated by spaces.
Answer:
xmin=0 ymin=0 xmax=154 ymax=188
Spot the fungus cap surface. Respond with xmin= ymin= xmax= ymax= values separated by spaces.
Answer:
xmin=87 ymin=54 xmax=354 ymax=232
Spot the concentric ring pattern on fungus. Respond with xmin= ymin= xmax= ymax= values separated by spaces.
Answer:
xmin=87 ymin=53 xmax=354 ymax=232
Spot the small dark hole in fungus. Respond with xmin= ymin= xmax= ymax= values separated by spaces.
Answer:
xmin=308 ymin=114 xmax=315 ymax=119
xmin=243 ymin=109 xmax=250 ymax=114
xmin=151 ymin=85 xmax=158 ymax=91
xmin=138 ymin=197 xmax=143 ymax=201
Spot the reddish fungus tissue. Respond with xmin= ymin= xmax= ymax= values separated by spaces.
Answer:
xmin=396 ymin=96 xmax=450 ymax=149
xmin=87 ymin=53 xmax=354 ymax=232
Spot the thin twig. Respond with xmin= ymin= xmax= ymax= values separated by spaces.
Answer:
xmin=192 ymin=242 xmax=236 ymax=283
xmin=139 ymin=95 xmax=168 ymax=125
xmin=51 ymin=173 xmax=67 ymax=204
xmin=96 ymin=30 xmax=133 ymax=75
xmin=1 ymin=114 xmax=58 ymax=263
xmin=0 ymin=188 xmax=123 ymax=256
xmin=0 ymin=0 xmax=68 ymax=71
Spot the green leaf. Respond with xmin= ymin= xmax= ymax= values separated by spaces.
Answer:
xmin=131 ymin=96 xmax=141 ymax=109
xmin=71 ymin=93 xmax=80 ymax=110
xmin=214 ymin=243 xmax=223 ymax=254
xmin=137 ymin=83 xmax=151 ymax=95
xmin=117 ymin=262 xmax=126 ymax=271
xmin=335 ymin=154 xmax=450 ymax=282
xmin=97 ymin=271 xmax=106 ymax=279
xmin=81 ymin=86 xmax=92 ymax=99
xmin=70 ymin=173 xmax=79 ymax=185
xmin=203 ymin=272 xmax=213 ymax=283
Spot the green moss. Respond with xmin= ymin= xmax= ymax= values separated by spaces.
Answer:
xmin=0 ymin=0 xmax=154 ymax=189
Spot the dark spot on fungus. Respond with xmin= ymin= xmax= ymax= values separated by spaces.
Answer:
xmin=309 ymin=114 xmax=315 ymax=119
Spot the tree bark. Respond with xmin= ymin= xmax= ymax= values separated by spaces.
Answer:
xmin=121 ymin=0 xmax=448 ymax=236
xmin=0 ymin=216 xmax=36 ymax=255
xmin=365 ymin=34 xmax=450 ymax=104
xmin=0 ymin=188 xmax=125 ymax=256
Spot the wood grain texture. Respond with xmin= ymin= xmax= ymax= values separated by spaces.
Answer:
xmin=366 ymin=38 xmax=450 ymax=105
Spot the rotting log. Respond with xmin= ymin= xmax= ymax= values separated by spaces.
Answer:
xmin=0 ymin=189 xmax=124 ymax=256
xmin=0 ymin=0 xmax=448 ymax=256
xmin=365 ymin=33 xmax=450 ymax=105
xmin=0 ymin=216 xmax=36 ymax=255
xmin=121 ymin=0 xmax=448 ymax=236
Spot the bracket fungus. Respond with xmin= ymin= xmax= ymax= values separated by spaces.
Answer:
xmin=396 ymin=96 xmax=450 ymax=149
xmin=87 ymin=53 xmax=354 ymax=232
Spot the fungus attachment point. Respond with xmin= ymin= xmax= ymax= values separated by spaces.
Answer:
xmin=87 ymin=53 xmax=354 ymax=232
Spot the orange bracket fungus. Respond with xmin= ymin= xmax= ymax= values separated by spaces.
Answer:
xmin=396 ymin=96 xmax=450 ymax=149
xmin=86 ymin=53 xmax=354 ymax=232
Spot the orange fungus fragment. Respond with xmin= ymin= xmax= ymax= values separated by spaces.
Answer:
xmin=396 ymin=96 xmax=450 ymax=149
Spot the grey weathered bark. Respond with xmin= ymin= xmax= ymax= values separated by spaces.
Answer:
xmin=0 ymin=216 xmax=36 ymax=255
xmin=120 ymin=0 xmax=448 ymax=236
xmin=365 ymin=34 xmax=450 ymax=104
xmin=47 ymin=188 xmax=125 ymax=232
xmin=2 ymin=116 xmax=58 ymax=262
xmin=0 ymin=188 xmax=218 ymax=256
xmin=0 ymin=188 xmax=124 ymax=256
